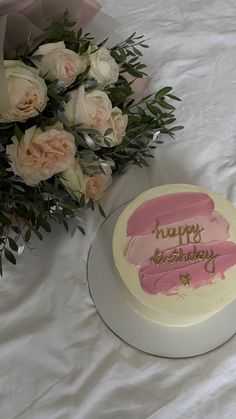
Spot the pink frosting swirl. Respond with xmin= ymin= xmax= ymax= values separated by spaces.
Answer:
xmin=125 ymin=192 xmax=236 ymax=295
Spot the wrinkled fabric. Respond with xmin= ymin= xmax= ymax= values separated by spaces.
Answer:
xmin=2 ymin=0 xmax=236 ymax=418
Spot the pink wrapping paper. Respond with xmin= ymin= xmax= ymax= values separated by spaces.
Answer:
xmin=0 ymin=0 xmax=119 ymax=113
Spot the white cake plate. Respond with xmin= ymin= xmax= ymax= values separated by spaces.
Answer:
xmin=87 ymin=204 xmax=236 ymax=358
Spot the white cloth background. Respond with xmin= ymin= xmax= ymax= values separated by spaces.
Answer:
xmin=1 ymin=0 xmax=236 ymax=418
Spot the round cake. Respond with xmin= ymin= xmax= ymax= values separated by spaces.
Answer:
xmin=113 ymin=184 xmax=236 ymax=327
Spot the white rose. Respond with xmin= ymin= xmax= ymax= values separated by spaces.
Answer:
xmin=64 ymin=85 xmax=112 ymax=128
xmin=97 ymin=107 xmax=128 ymax=147
xmin=88 ymin=46 xmax=119 ymax=87
xmin=60 ymin=158 xmax=86 ymax=201
xmin=33 ymin=41 xmax=88 ymax=87
xmin=6 ymin=123 xmax=76 ymax=186
xmin=0 ymin=60 xmax=47 ymax=123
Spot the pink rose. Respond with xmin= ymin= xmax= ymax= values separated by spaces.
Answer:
xmin=60 ymin=158 xmax=112 ymax=201
xmin=0 ymin=61 xmax=47 ymax=123
xmin=84 ymin=163 xmax=112 ymax=200
xmin=6 ymin=123 xmax=76 ymax=186
xmin=33 ymin=42 xmax=88 ymax=87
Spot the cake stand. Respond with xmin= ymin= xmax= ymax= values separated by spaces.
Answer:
xmin=87 ymin=204 xmax=236 ymax=358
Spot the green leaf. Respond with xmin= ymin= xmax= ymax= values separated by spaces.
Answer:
xmin=79 ymin=40 xmax=90 ymax=55
xmin=127 ymin=31 xmax=136 ymax=41
xmin=77 ymin=28 xmax=83 ymax=39
xmin=12 ymin=184 xmax=25 ymax=192
xmin=146 ymin=104 xmax=162 ymax=115
xmin=80 ymin=194 xmax=86 ymax=207
xmin=169 ymin=125 xmax=184 ymax=131
xmin=135 ymin=63 xmax=147 ymax=70
xmin=4 ymin=248 xmax=16 ymax=265
xmin=0 ymin=122 xmax=14 ymax=130
xmin=14 ymin=124 xmax=24 ymax=140
xmin=77 ymin=225 xmax=85 ymax=235
xmin=98 ymin=204 xmax=106 ymax=218
xmin=88 ymin=198 xmax=95 ymax=211
xmin=104 ymin=138 xmax=111 ymax=147
xmin=161 ymin=117 xmax=176 ymax=125
xmin=97 ymin=37 xmax=108 ymax=48
xmin=8 ymin=237 xmax=18 ymax=251
xmin=128 ymin=56 xmax=139 ymax=64
xmin=11 ymin=226 xmax=21 ymax=234
xmin=139 ymin=157 xmax=149 ymax=167
xmin=158 ymin=100 xmax=175 ymax=110
xmin=33 ymin=229 xmax=43 ymax=240
xmin=63 ymin=220 xmax=69 ymax=232
xmin=123 ymin=64 xmax=143 ymax=78
xmin=42 ymin=221 xmax=51 ymax=233
xmin=24 ymin=229 xmax=31 ymax=242
xmin=0 ymin=213 xmax=11 ymax=227
xmin=28 ymin=208 xmax=36 ymax=226
xmin=104 ymin=128 xmax=113 ymax=136
xmin=155 ymin=87 xmax=172 ymax=98
xmin=133 ymin=46 xmax=142 ymax=56
xmin=167 ymin=93 xmax=181 ymax=101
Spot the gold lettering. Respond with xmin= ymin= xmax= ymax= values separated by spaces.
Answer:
xmin=197 ymin=251 xmax=205 ymax=261
xmin=153 ymin=218 xmax=205 ymax=245
xmin=178 ymin=225 xmax=186 ymax=245
xmin=186 ymin=225 xmax=194 ymax=244
xmin=193 ymin=225 xmax=205 ymax=243
xmin=156 ymin=228 xmax=168 ymax=240
xmin=150 ymin=245 xmax=218 ymax=274
xmin=204 ymin=250 xmax=218 ymax=274
xmin=167 ymin=227 xmax=177 ymax=238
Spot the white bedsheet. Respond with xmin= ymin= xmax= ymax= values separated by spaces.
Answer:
xmin=2 ymin=0 xmax=236 ymax=418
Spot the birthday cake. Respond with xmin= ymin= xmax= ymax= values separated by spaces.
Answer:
xmin=112 ymin=184 xmax=236 ymax=327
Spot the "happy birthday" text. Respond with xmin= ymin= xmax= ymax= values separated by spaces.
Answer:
xmin=152 ymin=218 xmax=205 ymax=245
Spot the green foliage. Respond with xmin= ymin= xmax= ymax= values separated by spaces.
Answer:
xmin=0 ymin=171 xmax=103 ymax=273
xmin=106 ymin=76 xmax=133 ymax=107
xmin=0 ymin=11 xmax=183 ymax=273
xmin=104 ymin=78 xmax=183 ymax=172
xmin=46 ymin=9 xmax=93 ymax=53
xmin=110 ymin=32 xmax=149 ymax=78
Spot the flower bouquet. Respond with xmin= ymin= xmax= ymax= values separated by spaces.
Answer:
xmin=0 ymin=8 xmax=182 ymax=273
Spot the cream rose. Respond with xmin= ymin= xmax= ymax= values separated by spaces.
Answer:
xmin=33 ymin=41 xmax=88 ymax=87
xmin=6 ymin=123 xmax=76 ymax=186
xmin=97 ymin=107 xmax=128 ymax=147
xmin=60 ymin=158 xmax=112 ymax=202
xmin=88 ymin=46 xmax=119 ymax=87
xmin=64 ymin=85 xmax=112 ymax=128
xmin=84 ymin=162 xmax=112 ymax=200
xmin=60 ymin=158 xmax=86 ymax=201
xmin=0 ymin=60 xmax=47 ymax=123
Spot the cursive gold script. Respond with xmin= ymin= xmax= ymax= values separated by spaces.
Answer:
xmin=152 ymin=218 xmax=205 ymax=245
xmin=150 ymin=245 xmax=218 ymax=274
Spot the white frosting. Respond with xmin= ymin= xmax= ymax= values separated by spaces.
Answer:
xmin=112 ymin=184 xmax=236 ymax=327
